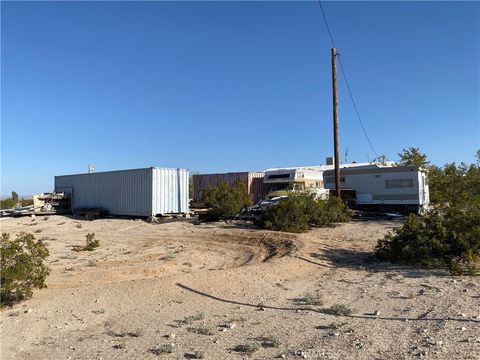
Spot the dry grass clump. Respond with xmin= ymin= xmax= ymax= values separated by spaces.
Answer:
xmin=326 ymin=304 xmax=353 ymax=316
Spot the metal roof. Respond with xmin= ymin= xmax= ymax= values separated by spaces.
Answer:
xmin=263 ymin=162 xmax=396 ymax=173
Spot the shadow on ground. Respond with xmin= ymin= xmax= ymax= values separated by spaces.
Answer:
xmin=298 ymin=246 xmax=447 ymax=278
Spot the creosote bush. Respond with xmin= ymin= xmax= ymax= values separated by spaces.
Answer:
xmin=234 ymin=343 xmax=260 ymax=355
xmin=378 ymin=151 xmax=480 ymax=275
xmin=183 ymin=312 xmax=205 ymax=325
xmin=192 ymin=350 xmax=205 ymax=359
xmin=326 ymin=304 xmax=354 ymax=316
xmin=376 ymin=200 xmax=480 ymax=275
xmin=1 ymin=232 xmax=50 ymax=307
xmin=254 ymin=195 xmax=350 ymax=233
xmin=84 ymin=233 xmax=100 ymax=251
xmin=0 ymin=198 xmax=17 ymax=209
xmin=149 ymin=344 xmax=174 ymax=355
xmin=202 ymin=179 xmax=253 ymax=220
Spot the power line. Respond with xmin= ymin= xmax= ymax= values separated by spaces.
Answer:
xmin=318 ymin=1 xmax=337 ymax=48
xmin=317 ymin=1 xmax=379 ymax=158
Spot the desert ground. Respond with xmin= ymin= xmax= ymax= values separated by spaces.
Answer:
xmin=1 ymin=215 xmax=479 ymax=360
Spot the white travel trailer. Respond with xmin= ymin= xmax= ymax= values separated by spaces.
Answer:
xmin=323 ymin=164 xmax=430 ymax=213
xmin=263 ymin=162 xmax=377 ymax=200
xmin=263 ymin=166 xmax=330 ymax=199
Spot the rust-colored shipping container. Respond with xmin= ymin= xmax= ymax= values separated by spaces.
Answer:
xmin=193 ymin=172 xmax=267 ymax=204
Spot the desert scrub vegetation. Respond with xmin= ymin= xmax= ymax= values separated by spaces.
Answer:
xmin=254 ymin=195 xmax=350 ymax=233
xmin=0 ymin=198 xmax=17 ymax=209
xmin=72 ymin=233 xmax=100 ymax=252
xmin=149 ymin=344 xmax=175 ymax=355
xmin=189 ymin=325 xmax=215 ymax=336
xmin=201 ymin=179 xmax=253 ymax=220
xmin=183 ymin=312 xmax=205 ymax=325
xmin=376 ymin=202 xmax=480 ymax=275
xmin=84 ymin=233 xmax=100 ymax=251
xmin=325 ymin=304 xmax=354 ymax=316
xmin=234 ymin=342 xmax=261 ymax=355
xmin=1 ymin=233 xmax=49 ymax=307
xmin=191 ymin=350 xmax=205 ymax=359
xmin=377 ymin=157 xmax=480 ymax=275
xmin=298 ymin=292 xmax=324 ymax=306
xmin=259 ymin=336 xmax=281 ymax=348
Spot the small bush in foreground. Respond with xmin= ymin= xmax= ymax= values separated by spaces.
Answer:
xmin=254 ymin=195 xmax=350 ymax=233
xmin=190 ymin=325 xmax=214 ymax=336
xmin=149 ymin=344 xmax=174 ymax=355
xmin=202 ymin=179 xmax=253 ymax=220
xmin=1 ymin=233 xmax=49 ymax=307
xmin=234 ymin=342 xmax=260 ymax=355
xmin=84 ymin=233 xmax=99 ymax=251
xmin=192 ymin=350 xmax=205 ymax=359
xmin=375 ymin=200 xmax=480 ymax=275
xmin=300 ymin=292 xmax=324 ymax=306
xmin=183 ymin=312 xmax=205 ymax=325
xmin=326 ymin=304 xmax=354 ymax=316
xmin=260 ymin=336 xmax=281 ymax=348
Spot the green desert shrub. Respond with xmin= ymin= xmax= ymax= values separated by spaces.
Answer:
xmin=1 ymin=233 xmax=50 ymax=307
xmin=0 ymin=198 xmax=17 ymax=209
xmin=255 ymin=195 xmax=311 ymax=233
xmin=202 ymin=179 xmax=253 ymax=219
xmin=376 ymin=199 xmax=480 ymax=275
xmin=309 ymin=196 xmax=351 ymax=226
xmin=84 ymin=233 xmax=100 ymax=251
xmin=20 ymin=199 xmax=34 ymax=206
xmin=428 ymin=162 xmax=480 ymax=206
xmin=234 ymin=342 xmax=260 ymax=355
xmin=379 ymin=151 xmax=480 ymax=274
xmin=254 ymin=195 xmax=350 ymax=233
xmin=326 ymin=304 xmax=354 ymax=316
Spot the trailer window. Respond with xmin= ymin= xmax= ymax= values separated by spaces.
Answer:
xmin=268 ymin=174 xmax=291 ymax=180
xmin=385 ymin=179 xmax=413 ymax=188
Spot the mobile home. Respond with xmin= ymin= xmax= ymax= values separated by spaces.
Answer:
xmin=263 ymin=166 xmax=330 ymax=199
xmin=263 ymin=162 xmax=379 ymax=200
xmin=323 ymin=164 xmax=429 ymax=213
xmin=55 ymin=167 xmax=189 ymax=217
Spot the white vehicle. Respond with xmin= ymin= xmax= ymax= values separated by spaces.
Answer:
xmin=263 ymin=166 xmax=327 ymax=199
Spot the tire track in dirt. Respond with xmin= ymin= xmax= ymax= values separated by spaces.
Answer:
xmin=46 ymin=229 xmax=300 ymax=288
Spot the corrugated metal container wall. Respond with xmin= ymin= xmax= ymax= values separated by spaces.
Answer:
xmin=55 ymin=167 xmax=189 ymax=217
xmin=152 ymin=168 xmax=189 ymax=214
xmin=248 ymin=172 xmax=268 ymax=204
xmin=193 ymin=172 xmax=266 ymax=203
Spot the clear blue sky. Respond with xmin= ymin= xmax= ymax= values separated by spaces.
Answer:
xmin=2 ymin=1 xmax=479 ymax=196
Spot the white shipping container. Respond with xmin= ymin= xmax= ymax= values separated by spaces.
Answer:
xmin=55 ymin=167 xmax=189 ymax=217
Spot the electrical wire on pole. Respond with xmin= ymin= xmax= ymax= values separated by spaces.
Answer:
xmin=317 ymin=1 xmax=379 ymax=159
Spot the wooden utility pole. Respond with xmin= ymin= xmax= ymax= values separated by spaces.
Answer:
xmin=331 ymin=48 xmax=341 ymax=198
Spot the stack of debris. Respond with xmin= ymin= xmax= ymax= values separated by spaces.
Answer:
xmin=33 ymin=192 xmax=70 ymax=213
xmin=0 ymin=192 xmax=70 ymax=217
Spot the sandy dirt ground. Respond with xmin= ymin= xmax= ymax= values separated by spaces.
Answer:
xmin=1 ymin=215 xmax=479 ymax=360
